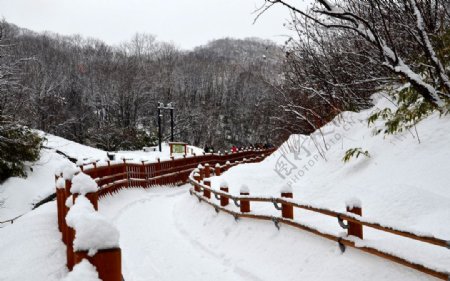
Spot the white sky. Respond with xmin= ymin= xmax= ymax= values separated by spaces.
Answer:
xmin=0 ymin=0 xmax=300 ymax=49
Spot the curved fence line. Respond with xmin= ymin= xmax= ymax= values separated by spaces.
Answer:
xmin=188 ymin=166 xmax=450 ymax=280
xmin=55 ymin=148 xmax=275 ymax=281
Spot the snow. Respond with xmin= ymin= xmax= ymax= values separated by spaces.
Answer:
xmin=280 ymin=184 xmax=293 ymax=194
xmin=96 ymin=186 xmax=439 ymax=281
xmin=56 ymin=177 xmax=66 ymax=189
xmin=62 ymin=259 xmax=101 ymax=281
xmin=220 ymin=180 xmax=228 ymax=188
xmin=70 ymin=172 xmax=98 ymax=195
xmin=0 ymin=93 xmax=449 ymax=280
xmin=66 ymin=195 xmax=120 ymax=256
xmin=62 ymin=165 xmax=80 ymax=180
xmin=206 ymin=93 xmax=450 ymax=275
xmin=0 ymin=132 xmax=203 ymax=221
xmin=0 ymin=202 xmax=67 ymax=281
xmin=240 ymin=184 xmax=250 ymax=194
xmin=345 ymin=198 xmax=362 ymax=209
xmin=116 ymin=142 xmax=203 ymax=163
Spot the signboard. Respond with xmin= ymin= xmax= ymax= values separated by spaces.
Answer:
xmin=169 ymin=142 xmax=187 ymax=156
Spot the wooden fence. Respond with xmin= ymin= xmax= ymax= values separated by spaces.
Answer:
xmin=55 ymin=148 xmax=275 ymax=281
xmin=189 ymin=164 xmax=450 ymax=280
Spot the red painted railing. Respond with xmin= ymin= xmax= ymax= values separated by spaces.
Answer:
xmin=55 ymin=148 xmax=275 ymax=281
xmin=189 ymin=164 xmax=450 ymax=281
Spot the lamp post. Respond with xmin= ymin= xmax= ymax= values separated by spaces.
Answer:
xmin=157 ymin=102 xmax=174 ymax=152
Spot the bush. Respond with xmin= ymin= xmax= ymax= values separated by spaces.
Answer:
xmin=0 ymin=118 xmax=43 ymax=182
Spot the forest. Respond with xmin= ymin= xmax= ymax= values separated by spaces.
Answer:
xmin=1 ymin=0 xmax=449 ymax=155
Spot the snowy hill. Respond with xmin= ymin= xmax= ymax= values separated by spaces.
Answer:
xmin=0 ymin=94 xmax=449 ymax=281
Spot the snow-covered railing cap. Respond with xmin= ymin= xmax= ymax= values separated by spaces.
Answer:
xmin=193 ymin=172 xmax=200 ymax=178
xmin=280 ymin=184 xmax=293 ymax=194
xmin=197 ymin=164 xmax=204 ymax=169
xmin=66 ymin=196 xmax=120 ymax=256
xmin=193 ymin=168 xmax=200 ymax=173
xmin=345 ymin=198 xmax=362 ymax=210
xmin=56 ymin=177 xmax=66 ymax=189
xmin=240 ymin=184 xmax=250 ymax=194
xmin=66 ymin=195 xmax=74 ymax=208
xmin=63 ymin=165 xmax=81 ymax=180
xmin=62 ymin=259 xmax=101 ymax=281
xmin=226 ymin=161 xmax=231 ymax=165
xmin=203 ymin=178 xmax=211 ymax=183
xmin=220 ymin=180 xmax=228 ymax=188
xmin=55 ymin=163 xmax=74 ymax=177
xmin=204 ymin=163 xmax=210 ymax=167
xmin=71 ymin=172 xmax=99 ymax=195
xmin=215 ymin=163 xmax=220 ymax=168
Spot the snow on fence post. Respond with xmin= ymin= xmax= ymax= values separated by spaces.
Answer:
xmin=204 ymin=163 xmax=211 ymax=178
xmin=280 ymin=185 xmax=294 ymax=219
xmin=198 ymin=164 xmax=204 ymax=181
xmin=56 ymin=176 xmax=66 ymax=233
xmin=220 ymin=181 xmax=229 ymax=207
xmin=240 ymin=185 xmax=250 ymax=213
xmin=214 ymin=163 xmax=221 ymax=176
xmin=193 ymin=170 xmax=201 ymax=192
xmin=62 ymin=166 xmax=80 ymax=271
xmin=203 ymin=178 xmax=211 ymax=199
xmin=224 ymin=161 xmax=231 ymax=172
xmin=71 ymin=172 xmax=99 ymax=210
xmin=346 ymin=198 xmax=363 ymax=239
xmin=66 ymin=196 xmax=122 ymax=281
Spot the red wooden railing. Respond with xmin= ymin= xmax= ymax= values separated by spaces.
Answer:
xmin=55 ymin=148 xmax=276 ymax=281
xmin=189 ymin=164 xmax=450 ymax=280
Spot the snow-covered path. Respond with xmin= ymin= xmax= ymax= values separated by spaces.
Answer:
xmin=110 ymin=189 xmax=251 ymax=281
xmin=99 ymin=186 xmax=438 ymax=281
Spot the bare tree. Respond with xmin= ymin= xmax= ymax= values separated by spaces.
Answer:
xmin=262 ymin=0 xmax=450 ymax=108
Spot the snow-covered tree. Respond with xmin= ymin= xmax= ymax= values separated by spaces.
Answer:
xmin=0 ymin=22 xmax=43 ymax=182
xmin=263 ymin=0 xmax=450 ymax=109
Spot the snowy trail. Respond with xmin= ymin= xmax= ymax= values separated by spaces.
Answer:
xmin=99 ymin=186 xmax=439 ymax=281
xmin=108 ymin=188 xmax=253 ymax=281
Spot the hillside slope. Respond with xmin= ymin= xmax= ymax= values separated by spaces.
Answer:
xmin=209 ymin=93 xmax=450 ymax=275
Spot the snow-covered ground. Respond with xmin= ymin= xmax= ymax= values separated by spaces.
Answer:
xmin=0 ymin=93 xmax=449 ymax=281
xmin=98 ymin=186 xmax=437 ymax=281
xmin=0 ymin=201 xmax=67 ymax=281
xmin=0 ymin=133 xmax=202 ymax=221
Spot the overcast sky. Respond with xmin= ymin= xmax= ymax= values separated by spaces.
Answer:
xmin=0 ymin=0 xmax=300 ymax=49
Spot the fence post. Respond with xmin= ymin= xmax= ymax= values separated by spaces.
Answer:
xmin=203 ymin=178 xmax=211 ymax=199
xmin=74 ymin=248 xmax=122 ymax=281
xmin=281 ymin=191 xmax=294 ymax=219
xmin=220 ymin=181 xmax=229 ymax=206
xmin=193 ymin=171 xmax=201 ymax=192
xmin=204 ymin=163 xmax=210 ymax=178
xmin=55 ymin=176 xmax=65 ymax=233
xmin=346 ymin=199 xmax=363 ymax=239
xmin=214 ymin=163 xmax=221 ymax=176
xmin=198 ymin=165 xmax=204 ymax=181
xmin=64 ymin=178 xmax=75 ymax=270
xmin=240 ymin=185 xmax=250 ymax=213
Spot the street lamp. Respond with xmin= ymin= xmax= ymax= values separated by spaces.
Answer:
xmin=157 ymin=102 xmax=175 ymax=152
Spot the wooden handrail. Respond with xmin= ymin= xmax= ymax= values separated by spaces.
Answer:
xmin=188 ymin=169 xmax=450 ymax=280
xmin=189 ymin=178 xmax=449 ymax=250
xmin=189 ymin=188 xmax=450 ymax=280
